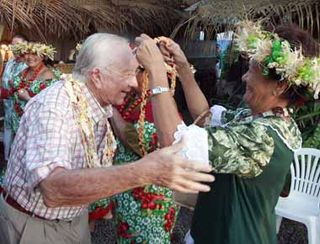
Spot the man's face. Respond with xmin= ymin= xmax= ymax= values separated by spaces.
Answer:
xmin=95 ymin=54 xmax=139 ymax=106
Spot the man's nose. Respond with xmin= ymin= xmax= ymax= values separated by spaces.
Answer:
xmin=128 ymin=76 xmax=138 ymax=88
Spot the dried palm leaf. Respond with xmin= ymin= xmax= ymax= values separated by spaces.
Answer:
xmin=175 ymin=0 xmax=320 ymax=40
xmin=0 ymin=0 xmax=182 ymax=41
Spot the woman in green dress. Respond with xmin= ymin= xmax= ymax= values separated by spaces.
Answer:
xmin=134 ymin=22 xmax=320 ymax=244
xmin=108 ymin=67 xmax=179 ymax=243
xmin=9 ymin=42 xmax=60 ymax=134
xmin=0 ymin=42 xmax=60 ymax=193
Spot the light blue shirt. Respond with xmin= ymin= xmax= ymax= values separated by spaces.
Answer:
xmin=2 ymin=59 xmax=27 ymax=129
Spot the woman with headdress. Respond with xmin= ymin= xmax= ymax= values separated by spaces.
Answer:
xmin=134 ymin=21 xmax=320 ymax=244
xmin=6 ymin=42 xmax=60 ymax=134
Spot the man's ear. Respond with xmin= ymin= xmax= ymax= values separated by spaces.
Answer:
xmin=90 ymin=68 xmax=103 ymax=89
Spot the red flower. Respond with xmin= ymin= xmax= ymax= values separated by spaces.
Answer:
xmin=0 ymin=88 xmax=11 ymax=99
xmin=28 ymin=90 xmax=36 ymax=97
xmin=14 ymin=103 xmax=23 ymax=116
xmin=39 ymin=83 xmax=47 ymax=91
xmin=88 ymin=202 xmax=114 ymax=221
xmin=117 ymin=221 xmax=133 ymax=239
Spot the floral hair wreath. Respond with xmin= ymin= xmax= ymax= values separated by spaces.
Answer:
xmin=235 ymin=20 xmax=320 ymax=99
xmin=10 ymin=42 xmax=56 ymax=60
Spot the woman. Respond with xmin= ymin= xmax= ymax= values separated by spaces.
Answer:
xmin=7 ymin=42 xmax=60 ymax=134
xmin=106 ymin=66 xmax=179 ymax=243
xmin=0 ymin=37 xmax=28 ymax=193
xmin=135 ymin=21 xmax=319 ymax=244
xmin=1 ymin=36 xmax=28 ymax=161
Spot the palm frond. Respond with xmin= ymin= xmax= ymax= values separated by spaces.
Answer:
xmin=176 ymin=0 xmax=320 ymax=40
xmin=0 ymin=0 xmax=183 ymax=41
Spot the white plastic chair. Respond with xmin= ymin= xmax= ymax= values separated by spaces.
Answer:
xmin=275 ymin=148 xmax=320 ymax=244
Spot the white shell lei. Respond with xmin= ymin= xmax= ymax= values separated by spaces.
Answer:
xmin=64 ymin=74 xmax=116 ymax=168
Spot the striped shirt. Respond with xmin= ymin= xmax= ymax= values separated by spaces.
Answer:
xmin=4 ymin=80 xmax=113 ymax=220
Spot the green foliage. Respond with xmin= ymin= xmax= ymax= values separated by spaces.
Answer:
xmin=292 ymin=101 xmax=320 ymax=149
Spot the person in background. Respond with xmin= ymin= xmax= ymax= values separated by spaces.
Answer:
xmin=0 ymin=35 xmax=28 ymax=193
xmin=215 ymin=43 xmax=222 ymax=79
xmin=1 ymin=35 xmax=27 ymax=161
xmin=8 ymin=42 xmax=61 ymax=134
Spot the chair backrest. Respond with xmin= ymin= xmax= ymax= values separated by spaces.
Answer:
xmin=289 ymin=148 xmax=320 ymax=202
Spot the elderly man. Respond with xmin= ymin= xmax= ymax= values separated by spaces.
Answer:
xmin=0 ymin=33 xmax=214 ymax=244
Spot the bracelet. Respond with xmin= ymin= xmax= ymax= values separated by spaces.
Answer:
xmin=150 ymin=86 xmax=170 ymax=96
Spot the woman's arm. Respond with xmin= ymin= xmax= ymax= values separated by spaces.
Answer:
xmin=158 ymin=39 xmax=209 ymax=122
xmin=110 ymin=108 xmax=128 ymax=143
xmin=135 ymin=36 xmax=183 ymax=147
xmin=135 ymin=35 xmax=211 ymax=146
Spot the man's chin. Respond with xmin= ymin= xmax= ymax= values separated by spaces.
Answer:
xmin=114 ymin=99 xmax=124 ymax=106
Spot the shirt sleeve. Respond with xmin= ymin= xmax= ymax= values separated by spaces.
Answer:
xmin=207 ymin=122 xmax=275 ymax=178
xmin=173 ymin=120 xmax=275 ymax=178
xmin=23 ymin=102 xmax=73 ymax=189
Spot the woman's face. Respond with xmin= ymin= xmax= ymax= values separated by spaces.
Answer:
xmin=242 ymin=61 xmax=281 ymax=113
xmin=25 ymin=53 xmax=43 ymax=68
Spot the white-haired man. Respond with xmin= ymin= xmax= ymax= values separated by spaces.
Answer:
xmin=0 ymin=33 xmax=214 ymax=244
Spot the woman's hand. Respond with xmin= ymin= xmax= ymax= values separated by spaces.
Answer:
xmin=156 ymin=37 xmax=189 ymax=70
xmin=17 ymin=89 xmax=31 ymax=101
xmin=135 ymin=34 xmax=166 ymax=73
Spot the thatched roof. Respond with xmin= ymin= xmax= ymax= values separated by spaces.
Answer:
xmin=0 ymin=0 xmax=183 ymax=41
xmin=175 ymin=0 xmax=320 ymax=39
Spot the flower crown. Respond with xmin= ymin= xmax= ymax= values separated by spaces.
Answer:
xmin=10 ymin=42 xmax=56 ymax=60
xmin=235 ymin=20 xmax=320 ymax=99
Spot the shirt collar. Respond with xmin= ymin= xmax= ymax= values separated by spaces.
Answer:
xmin=83 ymin=85 xmax=113 ymax=123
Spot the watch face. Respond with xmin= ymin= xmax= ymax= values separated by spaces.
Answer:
xmin=152 ymin=86 xmax=169 ymax=95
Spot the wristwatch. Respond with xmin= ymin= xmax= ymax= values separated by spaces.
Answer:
xmin=151 ymin=86 xmax=170 ymax=96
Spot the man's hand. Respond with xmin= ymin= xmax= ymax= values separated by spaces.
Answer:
xmin=140 ymin=140 xmax=214 ymax=193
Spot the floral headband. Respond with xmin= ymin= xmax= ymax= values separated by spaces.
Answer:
xmin=235 ymin=20 xmax=320 ymax=99
xmin=10 ymin=42 xmax=56 ymax=60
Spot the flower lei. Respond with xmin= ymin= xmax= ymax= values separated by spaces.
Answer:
xmin=235 ymin=20 xmax=320 ymax=99
xmin=12 ymin=63 xmax=46 ymax=116
xmin=117 ymin=90 xmax=152 ymax=121
xmin=63 ymin=74 xmax=116 ymax=168
xmin=11 ymin=42 xmax=56 ymax=60
xmin=133 ymin=37 xmax=179 ymax=156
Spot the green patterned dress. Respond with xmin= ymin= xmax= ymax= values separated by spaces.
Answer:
xmin=11 ymin=69 xmax=61 ymax=133
xmin=189 ymin=107 xmax=302 ymax=244
xmin=112 ymin=100 xmax=180 ymax=243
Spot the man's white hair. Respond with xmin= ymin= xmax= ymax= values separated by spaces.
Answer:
xmin=73 ymin=33 xmax=130 ymax=83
